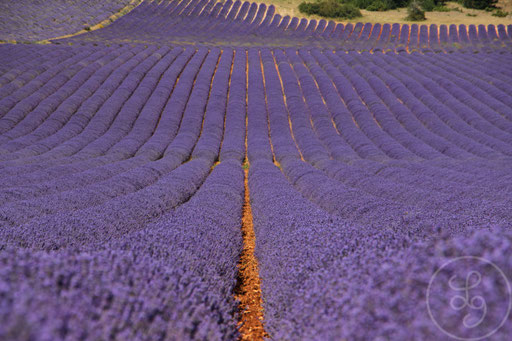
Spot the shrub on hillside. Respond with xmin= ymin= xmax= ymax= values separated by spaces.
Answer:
xmin=299 ymin=0 xmax=362 ymax=19
xmin=299 ymin=0 xmax=448 ymax=14
xmin=417 ymin=0 xmax=446 ymax=11
xmin=492 ymin=9 xmax=509 ymax=17
xmin=346 ymin=0 xmax=408 ymax=10
xmin=459 ymin=0 xmax=497 ymax=10
xmin=419 ymin=0 xmax=436 ymax=10
xmin=348 ymin=0 xmax=374 ymax=9
xmin=298 ymin=1 xmax=321 ymax=14
xmin=366 ymin=0 xmax=392 ymax=11
xmin=406 ymin=0 xmax=427 ymax=20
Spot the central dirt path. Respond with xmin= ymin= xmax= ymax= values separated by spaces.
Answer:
xmin=234 ymin=163 xmax=268 ymax=340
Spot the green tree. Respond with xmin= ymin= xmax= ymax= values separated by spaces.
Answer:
xmin=459 ymin=0 xmax=497 ymax=10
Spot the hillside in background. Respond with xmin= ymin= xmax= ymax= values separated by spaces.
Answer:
xmin=269 ymin=0 xmax=512 ymax=24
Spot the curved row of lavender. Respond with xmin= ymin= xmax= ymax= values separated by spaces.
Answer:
xmin=56 ymin=0 xmax=512 ymax=53
xmin=0 ymin=0 xmax=137 ymax=42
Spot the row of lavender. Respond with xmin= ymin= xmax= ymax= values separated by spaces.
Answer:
xmin=56 ymin=0 xmax=512 ymax=53
xmin=0 ymin=0 xmax=139 ymax=42
xmin=1 ymin=41 xmax=512 ymax=339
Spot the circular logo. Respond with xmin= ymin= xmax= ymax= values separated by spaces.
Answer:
xmin=426 ymin=256 xmax=511 ymax=340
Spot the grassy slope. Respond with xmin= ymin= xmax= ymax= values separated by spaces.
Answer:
xmin=263 ymin=0 xmax=512 ymax=25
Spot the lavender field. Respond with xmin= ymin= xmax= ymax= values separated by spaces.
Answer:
xmin=1 ymin=0 xmax=512 ymax=340
xmin=0 ymin=0 xmax=140 ymax=43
